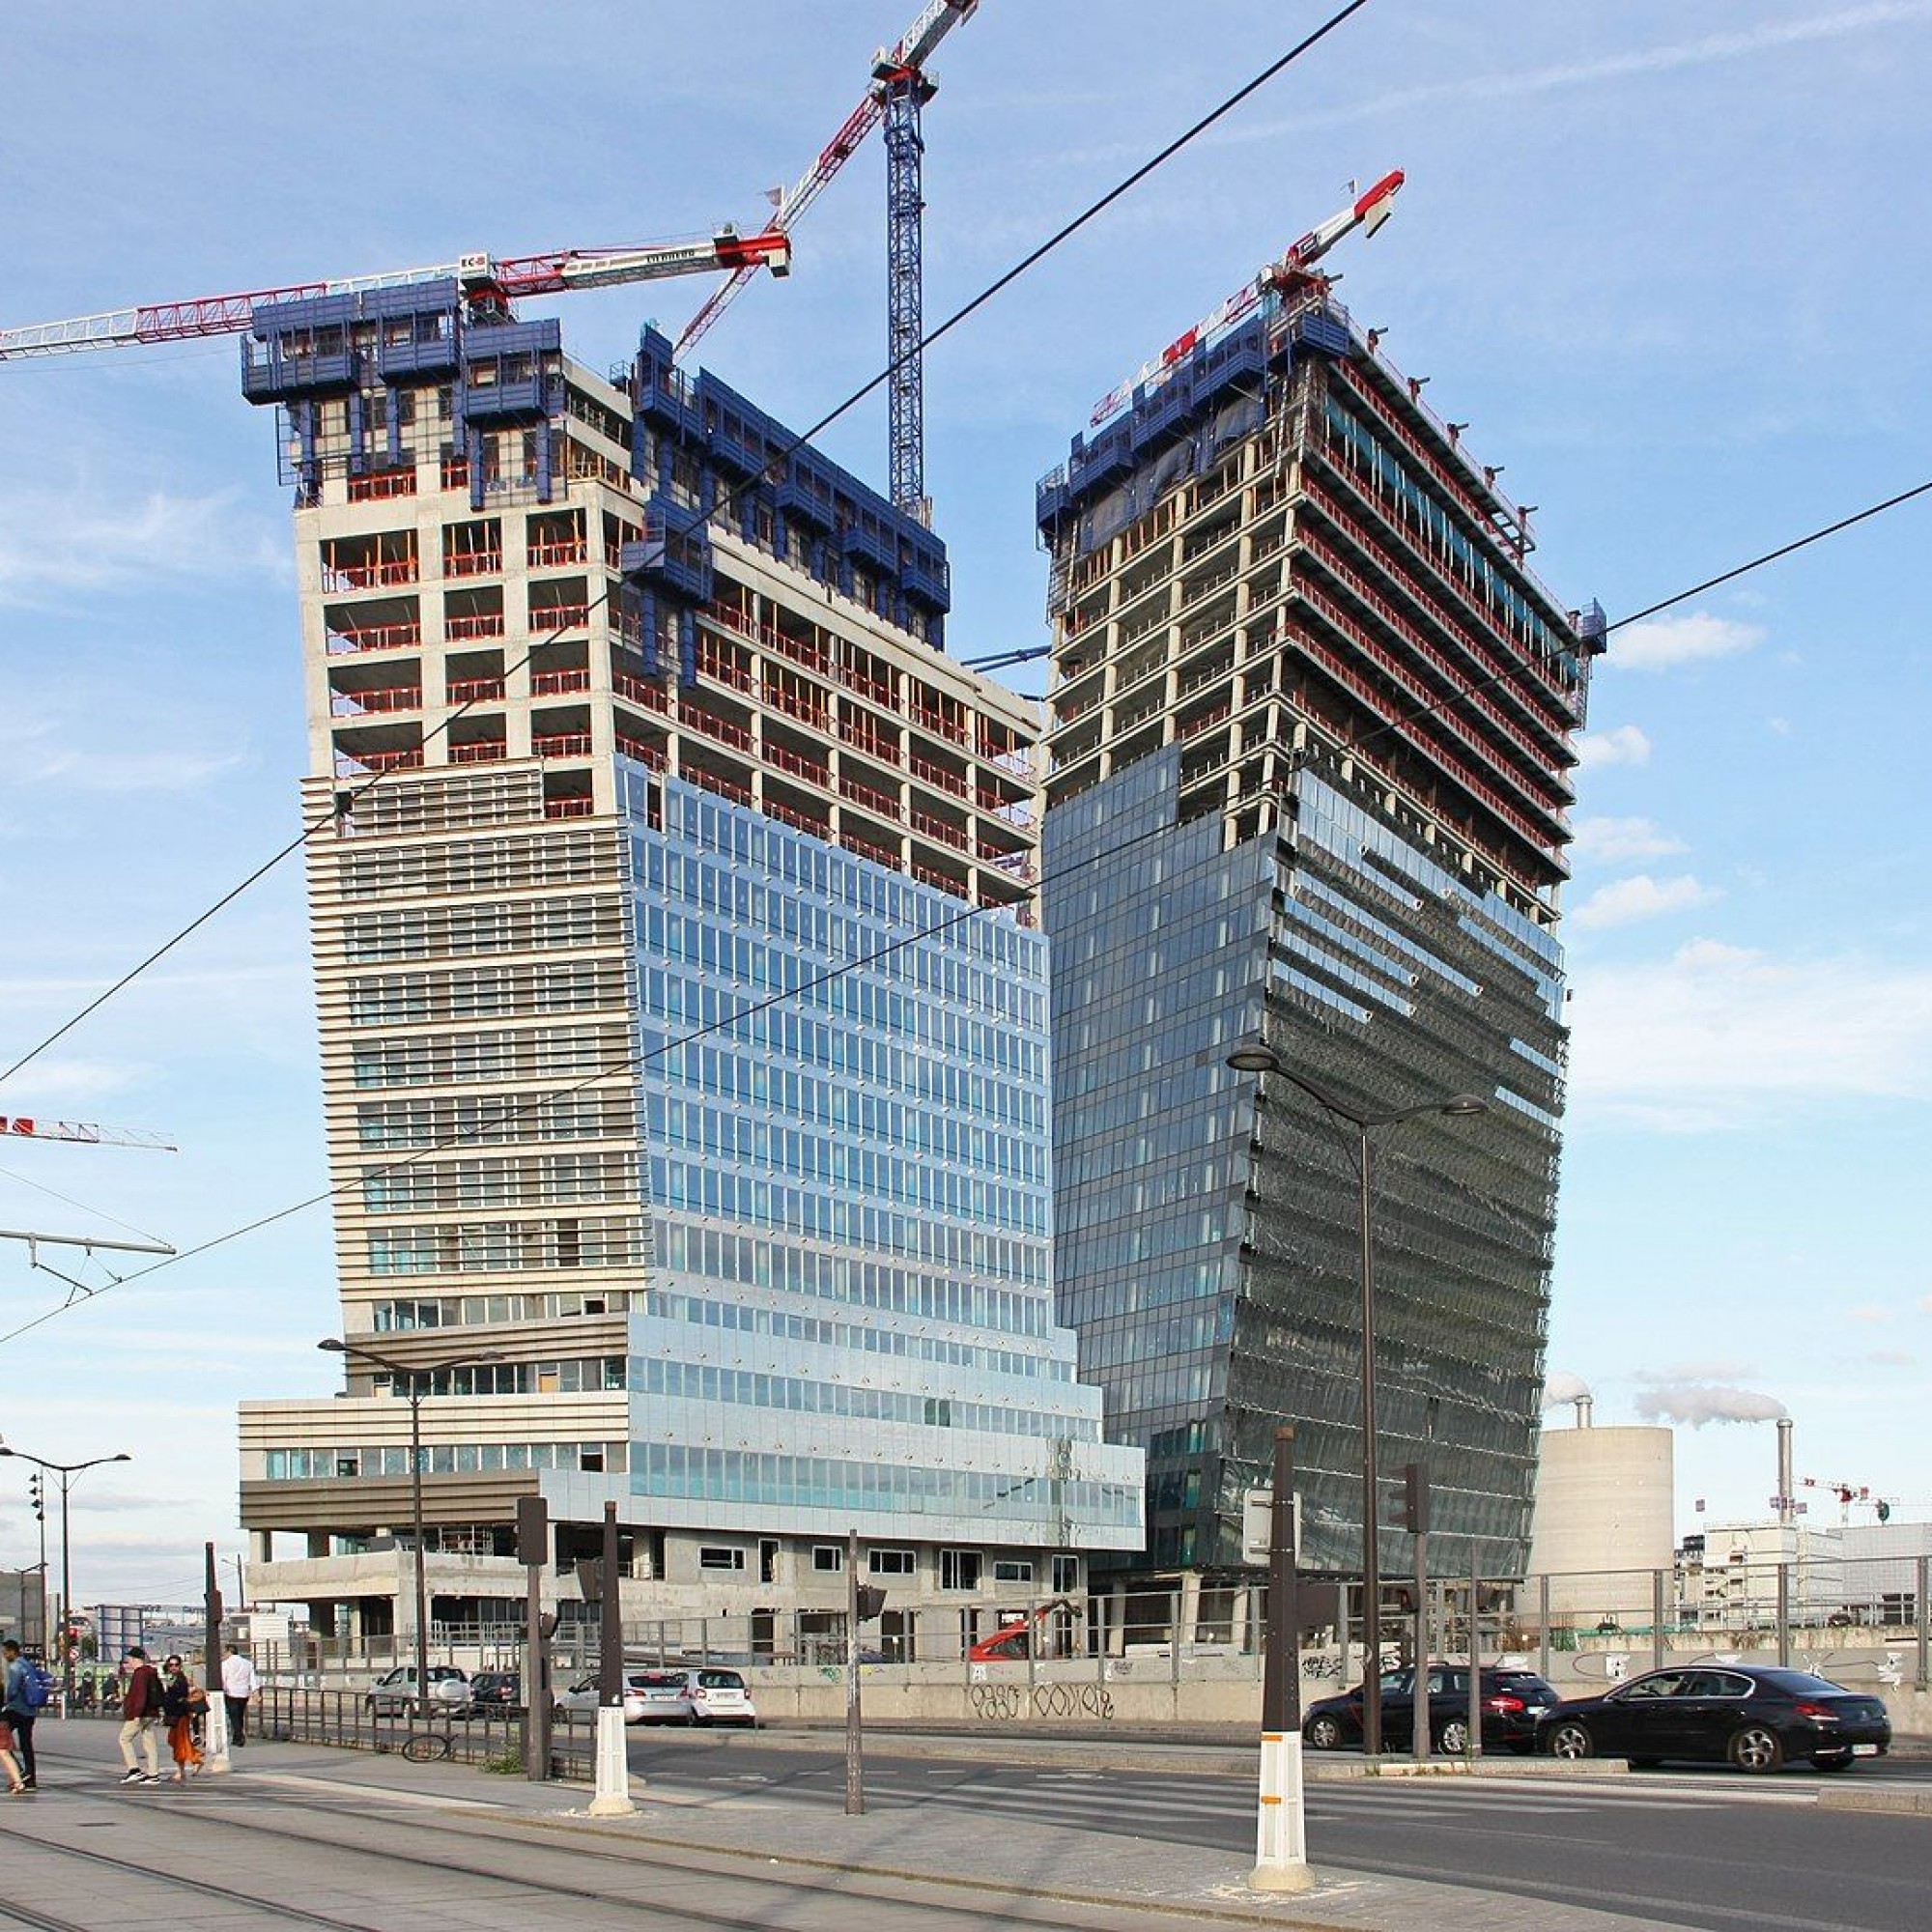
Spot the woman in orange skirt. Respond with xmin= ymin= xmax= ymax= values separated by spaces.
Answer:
xmin=160 ymin=1656 xmax=206 ymax=1781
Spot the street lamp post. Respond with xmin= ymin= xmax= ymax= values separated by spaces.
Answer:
xmin=1226 ymin=1040 xmax=1487 ymax=1758
xmin=0 ymin=1445 xmax=132 ymax=1708
xmin=318 ymin=1339 xmax=503 ymax=1716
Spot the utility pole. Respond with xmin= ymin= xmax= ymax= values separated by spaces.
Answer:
xmin=1251 ymin=1427 xmax=1313 ymax=1891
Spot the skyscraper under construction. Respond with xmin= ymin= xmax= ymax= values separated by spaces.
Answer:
xmin=1034 ymin=209 xmax=1602 ymax=1610
xmin=232 ymin=292 xmax=1142 ymax=1651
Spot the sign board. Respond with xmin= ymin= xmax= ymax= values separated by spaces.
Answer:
xmin=1241 ymin=1487 xmax=1303 ymax=1565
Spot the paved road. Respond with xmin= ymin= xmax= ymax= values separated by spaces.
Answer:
xmin=627 ymin=1730 xmax=1932 ymax=1932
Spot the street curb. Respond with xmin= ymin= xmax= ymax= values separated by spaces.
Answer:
xmin=1816 ymin=1784 xmax=1932 ymax=1816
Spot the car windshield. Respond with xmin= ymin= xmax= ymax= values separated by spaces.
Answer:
xmin=632 ymin=1674 xmax=684 ymax=1689
xmin=696 ymin=1670 xmax=745 ymax=1690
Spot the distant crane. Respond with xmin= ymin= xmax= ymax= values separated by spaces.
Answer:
xmin=0 ymin=227 xmax=794 ymax=361
xmin=676 ymin=0 xmax=983 ymax=520
xmin=0 ymin=1115 xmax=176 ymax=1152
xmin=1800 ymin=1476 xmax=1893 ymax=1524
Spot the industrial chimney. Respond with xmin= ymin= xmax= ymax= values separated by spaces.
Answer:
xmin=1575 ymin=1395 xmax=1594 ymax=1429
xmin=1776 ymin=1416 xmax=1795 ymax=1526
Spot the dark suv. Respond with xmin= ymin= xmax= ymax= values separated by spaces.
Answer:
xmin=1303 ymin=1664 xmax=1559 ymax=1754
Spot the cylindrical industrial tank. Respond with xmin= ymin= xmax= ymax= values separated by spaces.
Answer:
xmin=1525 ymin=1419 xmax=1674 ymax=1628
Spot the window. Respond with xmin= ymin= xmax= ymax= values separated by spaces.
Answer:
xmin=812 ymin=1546 xmax=844 ymax=1575
xmin=698 ymin=1547 xmax=746 ymax=1572
xmin=867 ymin=1548 xmax=915 ymax=1577
xmin=1052 ymin=1554 xmax=1081 ymax=1595
xmin=940 ymin=1548 xmax=981 ymax=1591
xmin=994 ymin=1560 xmax=1035 ymax=1586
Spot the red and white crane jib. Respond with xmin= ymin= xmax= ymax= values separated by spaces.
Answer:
xmin=0 ymin=226 xmax=794 ymax=363
xmin=1087 ymin=168 xmax=1405 ymax=431
xmin=674 ymin=0 xmax=981 ymax=357
xmin=0 ymin=1114 xmax=177 ymax=1152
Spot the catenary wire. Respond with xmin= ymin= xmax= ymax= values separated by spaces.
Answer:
xmin=0 ymin=0 xmax=1378 ymax=1095
xmin=3 ymin=459 xmax=1932 ymax=1350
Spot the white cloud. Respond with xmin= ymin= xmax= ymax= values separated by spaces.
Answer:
xmin=1847 ymin=1304 xmax=1892 ymax=1325
xmin=1211 ymin=5 xmax=1932 ymax=146
xmin=1611 ymin=612 xmax=1764 ymax=672
xmin=0 ymin=700 xmax=249 ymax=797
xmin=1570 ymin=816 xmax=1687 ymax=866
xmin=1575 ymin=724 xmax=1652 ymax=769
xmin=0 ymin=479 xmax=286 ymax=608
xmin=1569 ymin=940 xmax=1932 ymax=1128
xmin=1571 ymin=873 xmax=1718 ymax=931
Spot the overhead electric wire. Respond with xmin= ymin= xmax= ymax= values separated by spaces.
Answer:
xmin=0 ymin=0 xmax=1378 ymax=1098
xmin=4 ymin=465 xmax=1932 ymax=1350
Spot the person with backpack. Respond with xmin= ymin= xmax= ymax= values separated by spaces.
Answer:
xmin=117 ymin=1646 xmax=165 ymax=1784
xmin=1 ymin=1639 xmax=47 ymax=1791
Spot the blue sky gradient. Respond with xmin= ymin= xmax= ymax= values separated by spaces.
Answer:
xmin=5 ymin=2 xmax=1932 ymax=1595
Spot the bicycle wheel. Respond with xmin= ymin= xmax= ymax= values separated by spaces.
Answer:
xmin=401 ymin=1730 xmax=452 ymax=1763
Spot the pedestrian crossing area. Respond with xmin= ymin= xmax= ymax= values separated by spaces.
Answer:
xmin=685 ymin=1761 xmax=1825 ymax=1838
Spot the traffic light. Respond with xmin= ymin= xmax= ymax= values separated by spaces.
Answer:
xmin=27 ymin=1472 xmax=43 ymax=1521
xmin=1394 ymin=1462 xmax=1431 ymax=1536
xmin=854 ymin=1586 xmax=887 ymax=1622
xmin=1878 ymin=1500 xmax=1892 ymax=1523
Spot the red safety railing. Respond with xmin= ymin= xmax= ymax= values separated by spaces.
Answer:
xmin=444 ymin=550 xmax=503 ymax=579
xmin=613 ymin=670 xmax=669 ymax=714
xmin=678 ymin=707 xmax=753 ymax=753
xmin=323 ymin=557 xmax=417 ymax=591
xmin=348 ymin=469 xmax=418 ymax=502
xmin=532 ymin=668 xmax=592 ymax=696
xmin=910 ymin=753 xmax=967 ymax=798
xmin=614 ymin=734 xmax=667 ymax=771
xmin=533 ymin=732 xmax=592 ymax=758
xmin=839 ymin=774 xmax=899 ymax=819
xmin=545 ymin=796 xmax=596 ymax=818
xmin=326 ymin=622 xmax=420 ymax=655
xmin=330 ymin=686 xmax=420 ymax=717
xmin=449 ymin=740 xmax=509 ymax=764
xmin=446 ymin=676 xmax=505 ymax=704
xmin=443 ymin=611 xmax=506 ymax=641
xmin=528 ymin=537 xmax=589 ymax=568
xmin=531 ymin=602 xmax=592 ymax=633
xmin=763 ymin=741 xmax=829 ymax=785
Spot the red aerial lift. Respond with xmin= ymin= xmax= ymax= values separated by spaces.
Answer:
xmin=968 ymin=1597 xmax=1078 ymax=1662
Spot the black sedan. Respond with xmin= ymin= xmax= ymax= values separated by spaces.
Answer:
xmin=1302 ymin=1664 xmax=1559 ymax=1754
xmin=1540 ymin=1665 xmax=1890 ymax=1774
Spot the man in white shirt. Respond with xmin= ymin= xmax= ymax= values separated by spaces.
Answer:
xmin=220 ymin=1645 xmax=260 ymax=1747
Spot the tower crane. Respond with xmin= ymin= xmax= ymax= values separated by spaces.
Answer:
xmin=0 ymin=226 xmax=794 ymax=362
xmin=1800 ymin=1476 xmax=1894 ymax=1524
xmin=676 ymin=0 xmax=983 ymax=520
xmin=1086 ymin=169 xmax=1404 ymax=428
xmin=1 ymin=1115 xmax=177 ymax=1152
xmin=964 ymin=172 xmax=1406 ymax=679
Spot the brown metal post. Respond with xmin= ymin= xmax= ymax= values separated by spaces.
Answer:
xmin=844 ymin=1527 xmax=865 ymax=1815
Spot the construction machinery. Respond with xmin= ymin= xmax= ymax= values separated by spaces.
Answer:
xmin=1086 ymin=169 xmax=1405 ymax=429
xmin=677 ymin=0 xmax=983 ymax=518
xmin=967 ymin=1597 xmax=1078 ymax=1662
xmin=0 ymin=1115 xmax=176 ymax=1152
xmin=0 ymin=227 xmax=793 ymax=362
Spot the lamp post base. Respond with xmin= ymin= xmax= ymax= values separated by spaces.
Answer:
xmin=585 ymin=1706 xmax=637 ymax=1816
xmin=1250 ymin=1730 xmax=1317 ymax=1892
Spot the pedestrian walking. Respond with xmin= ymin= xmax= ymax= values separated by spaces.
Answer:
xmin=1 ymin=1639 xmax=46 ymax=1790
xmin=117 ymin=1646 xmax=165 ymax=1784
xmin=0 ymin=1714 xmax=25 ymax=1795
xmin=221 ymin=1642 xmax=259 ymax=1747
xmin=159 ymin=1656 xmax=206 ymax=1782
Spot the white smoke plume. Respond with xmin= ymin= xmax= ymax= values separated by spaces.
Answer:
xmin=1540 ymin=1371 xmax=1592 ymax=1409
xmin=1633 ymin=1382 xmax=1787 ymax=1427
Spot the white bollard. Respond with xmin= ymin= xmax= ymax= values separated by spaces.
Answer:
xmin=585 ymin=1704 xmax=635 ymax=1816
xmin=203 ymin=1692 xmax=232 ymax=1775
xmin=1251 ymin=1729 xmax=1316 ymax=1892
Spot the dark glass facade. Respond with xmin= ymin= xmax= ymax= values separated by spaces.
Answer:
xmin=1037 ymin=281 xmax=1589 ymax=1585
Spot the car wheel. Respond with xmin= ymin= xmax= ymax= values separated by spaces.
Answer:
xmin=1546 ymin=1720 xmax=1593 ymax=1761
xmin=1811 ymin=1753 xmax=1854 ymax=1774
xmin=1304 ymin=1714 xmax=1345 ymax=1751
xmin=1436 ymin=1719 xmax=1472 ymax=1756
xmin=1730 ymin=1725 xmax=1785 ymax=1775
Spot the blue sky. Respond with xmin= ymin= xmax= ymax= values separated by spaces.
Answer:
xmin=5 ymin=2 xmax=1931 ymax=1598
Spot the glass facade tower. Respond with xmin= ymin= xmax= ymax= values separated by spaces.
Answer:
xmin=1037 ymin=273 xmax=1599 ymax=1588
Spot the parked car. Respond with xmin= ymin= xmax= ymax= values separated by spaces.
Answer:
xmin=1539 ymin=1665 xmax=1890 ymax=1774
xmin=556 ymin=1667 xmax=758 ymax=1727
xmin=365 ymin=1665 xmax=471 ymax=1717
xmin=1302 ymin=1664 xmax=1559 ymax=1754
xmin=466 ymin=1670 xmax=521 ymax=1713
